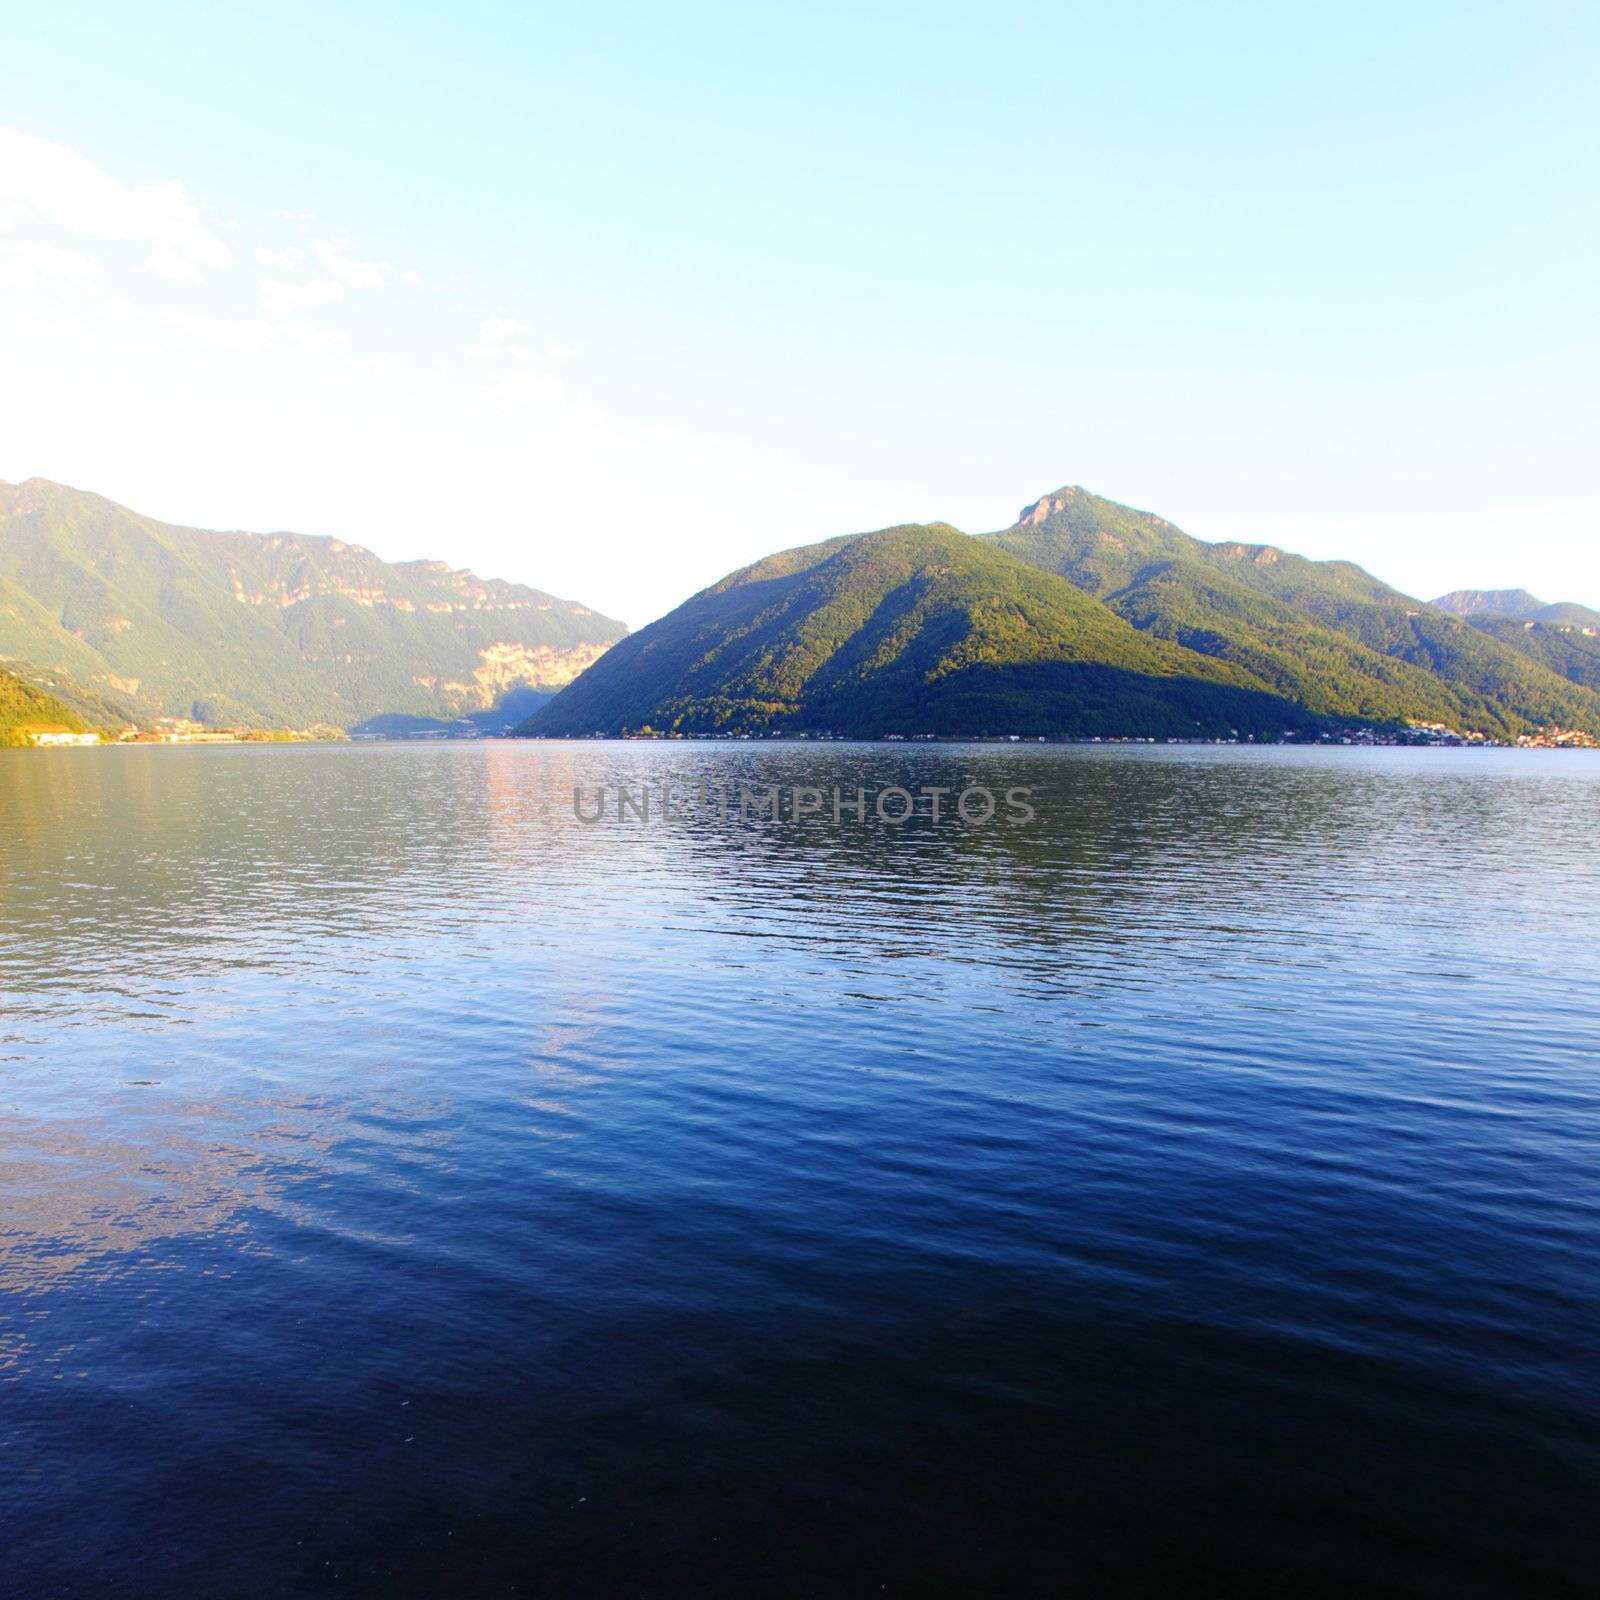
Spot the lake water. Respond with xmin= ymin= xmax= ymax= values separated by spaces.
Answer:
xmin=2 ymin=742 xmax=1597 ymax=1597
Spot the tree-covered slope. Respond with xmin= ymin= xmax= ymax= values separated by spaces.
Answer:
xmin=0 ymin=479 xmax=626 ymax=728
xmin=1105 ymin=559 xmax=1506 ymax=728
xmin=989 ymin=487 xmax=1600 ymax=738
xmin=522 ymin=523 xmax=1326 ymax=739
xmin=1529 ymin=601 xmax=1600 ymax=628
xmin=0 ymin=667 xmax=92 ymax=746
xmin=1467 ymin=618 xmax=1600 ymax=694
xmin=0 ymin=661 xmax=138 ymax=730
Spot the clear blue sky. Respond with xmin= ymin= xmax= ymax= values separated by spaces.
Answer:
xmin=2 ymin=1 xmax=1595 ymax=624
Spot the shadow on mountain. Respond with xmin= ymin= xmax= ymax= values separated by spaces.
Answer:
xmin=802 ymin=576 xmax=969 ymax=689
xmin=801 ymin=659 xmax=1328 ymax=739
xmin=350 ymin=684 xmax=556 ymax=739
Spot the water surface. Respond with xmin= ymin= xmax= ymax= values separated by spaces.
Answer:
xmin=2 ymin=742 xmax=1597 ymax=1596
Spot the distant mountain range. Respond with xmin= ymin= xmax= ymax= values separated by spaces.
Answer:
xmin=521 ymin=484 xmax=1600 ymax=741
xmin=6 ymin=475 xmax=1596 ymax=744
xmin=1426 ymin=589 xmax=1600 ymax=697
xmin=1432 ymin=589 xmax=1600 ymax=628
xmin=0 ymin=479 xmax=626 ymax=730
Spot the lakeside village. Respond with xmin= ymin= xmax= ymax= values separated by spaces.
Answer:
xmin=13 ymin=717 xmax=1596 ymax=751
xmin=590 ymin=720 xmax=1599 ymax=750
xmin=15 ymin=716 xmax=348 ymax=748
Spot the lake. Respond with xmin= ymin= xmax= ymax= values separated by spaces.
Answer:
xmin=2 ymin=742 xmax=1597 ymax=1597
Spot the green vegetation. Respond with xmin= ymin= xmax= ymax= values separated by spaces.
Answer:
xmin=1104 ymin=561 xmax=1497 ymax=727
xmin=0 ymin=478 xmax=626 ymax=729
xmin=1467 ymin=618 xmax=1600 ymax=693
xmin=11 ymin=474 xmax=1596 ymax=745
xmin=987 ymin=487 xmax=1600 ymax=739
xmin=0 ymin=667 xmax=92 ymax=746
xmin=1530 ymin=602 xmax=1600 ymax=628
xmin=522 ymin=523 xmax=1331 ymax=738
xmin=525 ymin=484 xmax=1600 ymax=742
xmin=0 ymin=660 xmax=136 ymax=729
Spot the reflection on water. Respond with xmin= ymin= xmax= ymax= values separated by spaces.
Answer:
xmin=2 ymin=743 xmax=1599 ymax=1597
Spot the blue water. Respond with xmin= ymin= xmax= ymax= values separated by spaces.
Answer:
xmin=2 ymin=742 xmax=1597 ymax=1597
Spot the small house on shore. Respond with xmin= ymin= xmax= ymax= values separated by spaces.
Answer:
xmin=18 ymin=723 xmax=100 ymax=747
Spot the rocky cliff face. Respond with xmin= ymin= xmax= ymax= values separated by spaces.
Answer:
xmin=0 ymin=478 xmax=626 ymax=728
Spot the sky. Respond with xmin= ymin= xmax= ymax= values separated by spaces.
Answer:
xmin=1 ymin=1 xmax=1596 ymax=628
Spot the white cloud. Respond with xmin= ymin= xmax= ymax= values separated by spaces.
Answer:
xmin=312 ymin=238 xmax=394 ymax=291
xmin=260 ymin=276 xmax=346 ymax=316
xmin=0 ymin=126 xmax=231 ymax=279
xmin=275 ymin=319 xmax=352 ymax=352
xmin=254 ymin=237 xmax=406 ymax=319
xmin=254 ymin=244 xmax=307 ymax=270
xmin=163 ymin=311 xmax=275 ymax=355
xmin=0 ymin=239 xmax=104 ymax=292
xmin=485 ymin=370 xmax=568 ymax=409
xmin=0 ymin=125 xmax=710 ymax=627
xmin=478 ymin=315 xmax=529 ymax=346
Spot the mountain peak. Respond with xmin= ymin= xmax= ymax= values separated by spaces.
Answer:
xmin=521 ymin=517 xmax=1307 ymax=739
xmin=1018 ymin=486 xmax=1087 ymax=525
xmin=1432 ymin=589 xmax=1547 ymax=619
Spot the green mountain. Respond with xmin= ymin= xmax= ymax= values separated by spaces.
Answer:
xmin=1529 ymin=601 xmax=1600 ymax=628
xmin=0 ymin=659 xmax=138 ymax=729
xmin=1433 ymin=585 xmax=1600 ymax=694
xmin=1101 ymin=562 xmax=1499 ymax=729
xmin=1466 ymin=618 xmax=1600 ymax=694
xmin=0 ymin=667 xmax=93 ymax=746
xmin=521 ymin=522 xmax=1333 ymax=739
xmin=987 ymin=487 xmax=1600 ymax=739
xmin=0 ymin=478 xmax=626 ymax=729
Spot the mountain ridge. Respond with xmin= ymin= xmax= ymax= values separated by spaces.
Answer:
xmin=984 ymin=487 xmax=1600 ymax=739
xmin=523 ymin=521 xmax=1345 ymax=740
xmin=1432 ymin=588 xmax=1548 ymax=619
xmin=8 ymin=474 xmax=1595 ymax=744
xmin=1432 ymin=588 xmax=1600 ymax=628
xmin=522 ymin=482 xmax=1600 ymax=742
xmin=0 ymin=478 xmax=626 ymax=729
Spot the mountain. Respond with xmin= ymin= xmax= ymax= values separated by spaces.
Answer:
xmin=520 ymin=522 xmax=1334 ymax=739
xmin=987 ymin=488 xmax=1600 ymax=739
xmin=1465 ymin=619 xmax=1600 ymax=693
xmin=0 ymin=667 xmax=94 ymax=746
xmin=1432 ymin=582 xmax=1600 ymax=694
xmin=1432 ymin=588 xmax=1547 ymax=619
xmin=349 ymin=685 xmax=556 ymax=739
xmin=525 ymin=484 xmax=1600 ymax=743
xmin=0 ymin=478 xmax=626 ymax=729
xmin=1099 ymin=562 xmax=1499 ymax=729
xmin=1 ymin=659 xmax=138 ymax=729
xmin=1432 ymin=590 xmax=1600 ymax=630
xmin=1528 ymin=601 xmax=1600 ymax=628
